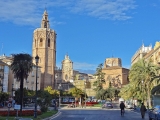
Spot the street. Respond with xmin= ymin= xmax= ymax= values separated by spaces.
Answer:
xmin=51 ymin=108 xmax=148 ymax=120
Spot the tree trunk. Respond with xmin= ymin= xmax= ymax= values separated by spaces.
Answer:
xmin=148 ymin=87 xmax=151 ymax=108
xmin=20 ymin=74 xmax=24 ymax=116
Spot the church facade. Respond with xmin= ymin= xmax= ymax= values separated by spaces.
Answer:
xmin=102 ymin=58 xmax=129 ymax=89
xmin=32 ymin=10 xmax=56 ymax=89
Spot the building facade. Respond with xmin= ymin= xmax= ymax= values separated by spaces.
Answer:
xmin=0 ymin=57 xmax=9 ymax=92
xmin=0 ymin=55 xmax=41 ymax=96
xmin=131 ymin=42 xmax=160 ymax=66
xmin=131 ymin=44 xmax=152 ymax=66
xmin=55 ymin=55 xmax=89 ymax=91
xmin=143 ymin=42 xmax=160 ymax=65
xmin=32 ymin=10 xmax=56 ymax=89
xmin=102 ymin=58 xmax=129 ymax=89
xmin=62 ymin=55 xmax=73 ymax=82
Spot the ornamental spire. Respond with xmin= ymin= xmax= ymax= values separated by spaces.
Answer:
xmin=41 ymin=10 xmax=50 ymax=28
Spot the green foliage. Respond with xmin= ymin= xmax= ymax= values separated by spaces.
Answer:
xmin=10 ymin=53 xmax=33 ymax=81
xmin=37 ymin=90 xmax=52 ymax=112
xmin=95 ymin=87 xmax=118 ymax=101
xmin=0 ymin=92 xmax=9 ymax=102
xmin=10 ymin=53 xmax=33 ymax=113
xmin=120 ymin=59 xmax=160 ymax=107
xmin=69 ymin=87 xmax=84 ymax=98
xmin=93 ymin=63 xmax=106 ymax=100
xmin=44 ymin=86 xmax=59 ymax=98
xmin=40 ymin=105 xmax=48 ymax=112
xmin=93 ymin=63 xmax=105 ymax=91
xmin=14 ymin=88 xmax=35 ymax=104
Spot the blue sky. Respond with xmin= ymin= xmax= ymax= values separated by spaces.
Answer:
xmin=0 ymin=0 xmax=160 ymax=73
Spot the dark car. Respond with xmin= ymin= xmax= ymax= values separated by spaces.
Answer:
xmin=149 ymin=105 xmax=160 ymax=120
xmin=102 ymin=102 xmax=113 ymax=109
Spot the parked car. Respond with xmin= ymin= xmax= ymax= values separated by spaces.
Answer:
xmin=102 ymin=102 xmax=113 ymax=109
xmin=126 ymin=103 xmax=133 ymax=109
xmin=149 ymin=105 xmax=160 ymax=120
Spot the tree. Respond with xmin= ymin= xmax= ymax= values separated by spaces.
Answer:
xmin=0 ymin=92 xmax=9 ymax=105
xmin=44 ymin=86 xmax=59 ymax=98
xmin=129 ymin=59 xmax=160 ymax=107
xmin=37 ymin=90 xmax=52 ymax=112
xmin=69 ymin=87 xmax=84 ymax=98
xmin=93 ymin=63 xmax=105 ymax=92
xmin=10 ymin=53 xmax=33 ymax=115
xmin=14 ymin=88 xmax=35 ymax=106
xmin=69 ymin=87 xmax=85 ymax=105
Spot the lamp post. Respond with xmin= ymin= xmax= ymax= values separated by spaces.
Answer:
xmin=34 ymin=55 xmax=39 ymax=118
xmin=58 ymin=83 xmax=62 ymax=109
xmin=12 ymin=84 xmax=14 ymax=96
xmin=84 ymin=80 xmax=86 ymax=108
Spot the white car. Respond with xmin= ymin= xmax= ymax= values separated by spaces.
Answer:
xmin=126 ymin=103 xmax=133 ymax=109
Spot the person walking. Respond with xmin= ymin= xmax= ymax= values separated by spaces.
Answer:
xmin=53 ymin=100 xmax=57 ymax=110
xmin=120 ymin=101 xmax=125 ymax=116
xmin=140 ymin=103 xmax=147 ymax=119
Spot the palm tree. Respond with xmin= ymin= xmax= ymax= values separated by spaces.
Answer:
xmin=129 ymin=59 xmax=160 ymax=107
xmin=10 ymin=53 xmax=33 ymax=115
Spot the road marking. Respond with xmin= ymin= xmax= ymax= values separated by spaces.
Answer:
xmin=49 ymin=111 xmax=61 ymax=120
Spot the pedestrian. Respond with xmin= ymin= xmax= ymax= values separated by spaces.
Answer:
xmin=133 ymin=103 xmax=136 ymax=110
xmin=53 ymin=100 xmax=57 ymax=110
xmin=79 ymin=101 xmax=81 ymax=108
xmin=12 ymin=98 xmax=15 ymax=108
xmin=120 ymin=101 xmax=125 ymax=116
xmin=140 ymin=103 xmax=147 ymax=119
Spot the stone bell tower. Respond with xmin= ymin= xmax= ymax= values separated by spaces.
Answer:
xmin=32 ymin=10 xmax=56 ymax=89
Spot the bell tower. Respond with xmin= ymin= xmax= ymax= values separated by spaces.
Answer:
xmin=32 ymin=10 xmax=56 ymax=89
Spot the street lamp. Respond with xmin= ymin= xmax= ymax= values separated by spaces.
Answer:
xmin=84 ymin=80 xmax=87 ymax=108
xmin=34 ymin=55 xmax=39 ymax=118
xmin=12 ymin=84 xmax=14 ymax=96
xmin=58 ymin=83 xmax=62 ymax=109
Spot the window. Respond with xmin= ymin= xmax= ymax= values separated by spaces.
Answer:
xmin=44 ymin=22 xmax=47 ymax=28
xmin=40 ymin=38 xmax=43 ymax=47
xmin=65 ymin=74 xmax=68 ymax=80
xmin=48 ymin=39 xmax=50 ymax=47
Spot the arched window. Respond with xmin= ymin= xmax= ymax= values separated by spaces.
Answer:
xmin=48 ymin=39 xmax=50 ymax=47
xmin=40 ymin=38 xmax=43 ymax=47
xmin=44 ymin=22 xmax=47 ymax=28
xmin=65 ymin=74 xmax=68 ymax=80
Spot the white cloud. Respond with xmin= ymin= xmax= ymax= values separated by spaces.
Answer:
xmin=68 ymin=0 xmax=136 ymax=20
xmin=73 ymin=62 xmax=97 ymax=70
xmin=56 ymin=61 xmax=97 ymax=70
xmin=123 ymin=65 xmax=131 ymax=69
xmin=0 ymin=0 xmax=136 ymax=26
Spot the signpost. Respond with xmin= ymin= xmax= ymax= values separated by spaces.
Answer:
xmin=7 ymin=102 xmax=12 ymax=120
xmin=14 ymin=105 xmax=21 ymax=117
